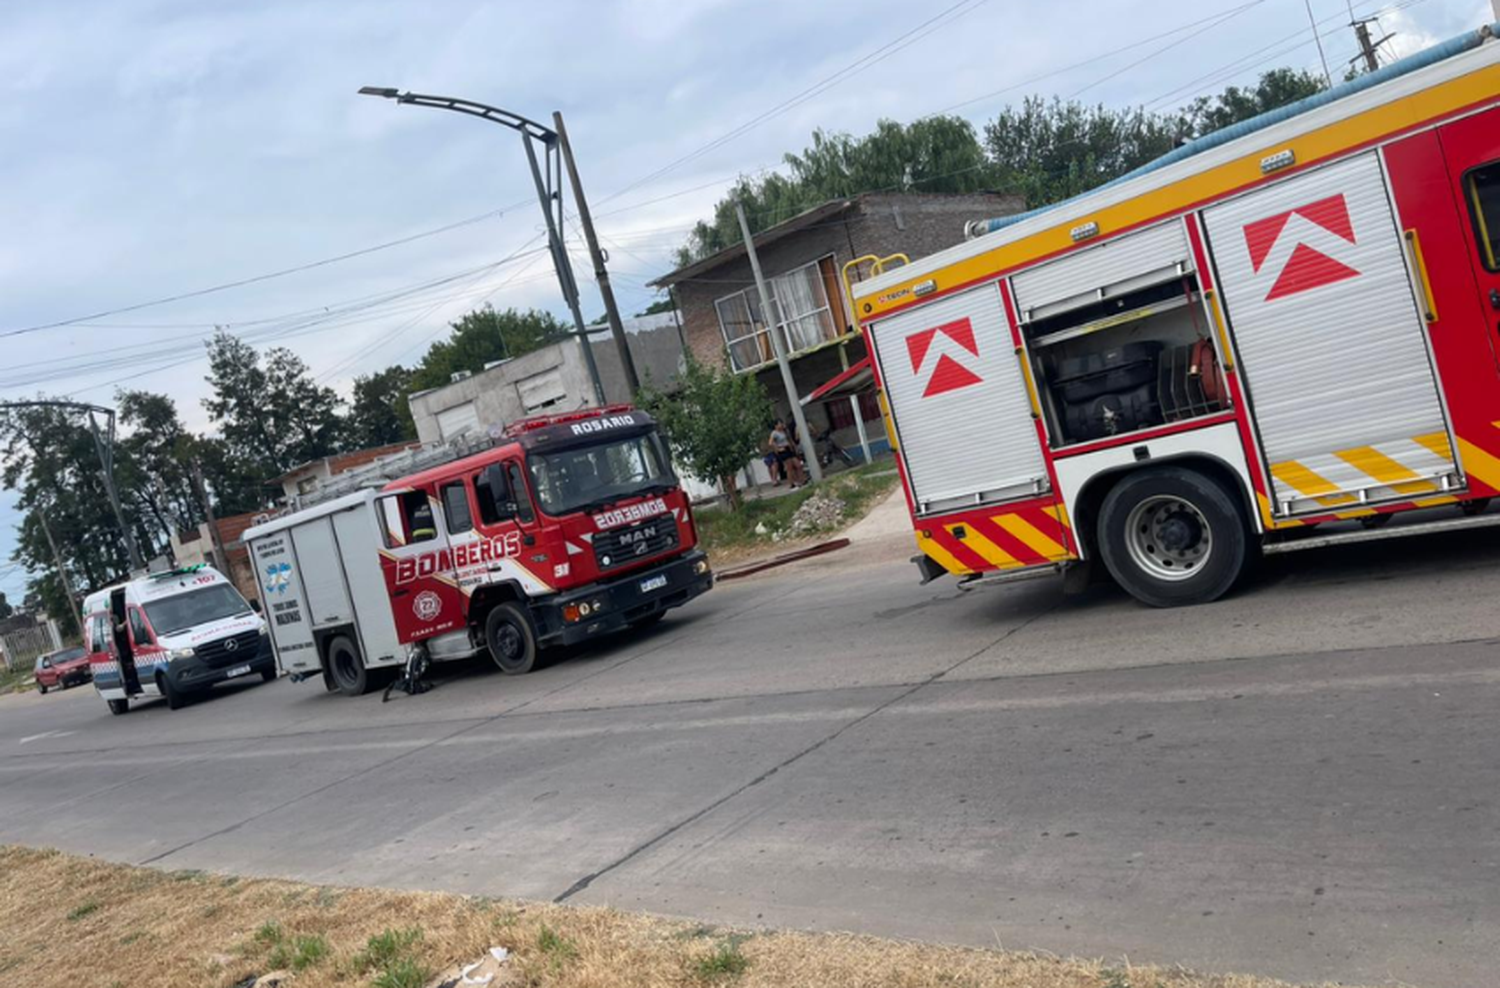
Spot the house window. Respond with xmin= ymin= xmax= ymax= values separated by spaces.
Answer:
xmin=296 ymin=476 xmax=318 ymax=495
xmin=714 ymin=256 xmax=848 ymax=373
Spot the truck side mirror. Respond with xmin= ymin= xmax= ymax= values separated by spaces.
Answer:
xmin=249 ymin=599 xmax=262 ymax=614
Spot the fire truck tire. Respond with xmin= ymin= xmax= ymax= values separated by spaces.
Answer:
xmin=629 ymin=611 xmax=666 ymax=630
xmin=485 ymin=602 xmax=537 ymax=675
xmin=327 ymin=635 xmax=371 ymax=696
xmin=107 ymin=698 xmax=129 ymax=716
xmin=1097 ymin=466 xmax=1248 ymax=608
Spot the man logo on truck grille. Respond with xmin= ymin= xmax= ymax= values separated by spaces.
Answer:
xmin=906 ymin=318 xmax=982 ymax=398
xmin=1243 ymin=193 xmax=1360 ymax=301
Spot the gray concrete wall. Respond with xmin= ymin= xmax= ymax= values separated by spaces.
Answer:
xmin=409 ymin=316 xmax=687 ymax=443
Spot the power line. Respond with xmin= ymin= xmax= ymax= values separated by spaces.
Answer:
xmin=1067 ymin=2 xmax=1266 ymax=99
xmin=595 ymin=0 xmax=990 ymax=207
xmin=0 ymin=202 xmax=531 ymax=340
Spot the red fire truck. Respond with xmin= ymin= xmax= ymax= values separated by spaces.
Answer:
xmin=244 ymin=406 xmax=712 ymax=694
xmin=848 ymin=21 xmax=1500 ymax=607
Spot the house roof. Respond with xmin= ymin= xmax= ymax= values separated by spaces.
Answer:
xmin=649 ymin=199 xmax=858 ymax=289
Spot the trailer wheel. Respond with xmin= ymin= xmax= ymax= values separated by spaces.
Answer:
xmin=327 ymin=635 xmax=371 ymax=696
xmin=107 ymin=698 xmax=129 ymax=716
xmin=1097 ymin=465 xmax=1248 ymax=608
xmin=485 ymin=602 xmax=537 ymax=675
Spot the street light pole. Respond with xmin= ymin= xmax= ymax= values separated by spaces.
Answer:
xmin=554 ymin=111 xmax=639 ymax=396
xmin=1 ymin=400 xmax=144 ymax=572
xmin=357 ymin=87 xmax=606 ymax=406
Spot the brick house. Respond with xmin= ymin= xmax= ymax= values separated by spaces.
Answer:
xmin=652 ymin=192 xmax=1024 ymax=463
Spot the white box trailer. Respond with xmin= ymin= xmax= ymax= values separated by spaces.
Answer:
xmin=245 ymin=491 xmax=404 ymax=685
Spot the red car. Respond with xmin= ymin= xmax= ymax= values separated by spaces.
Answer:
xmin=34 ymin=646 xmax=91 ymax=693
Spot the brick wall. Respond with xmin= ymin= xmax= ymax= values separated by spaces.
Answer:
xmin=670 ymin=193 xmax=1024 ymax=380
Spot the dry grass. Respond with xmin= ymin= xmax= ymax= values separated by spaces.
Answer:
xmin=0 ymin=845 xmax=1357 ymax=988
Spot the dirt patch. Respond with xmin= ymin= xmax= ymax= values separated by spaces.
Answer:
xmin=0 ymin=845 xmax=1358 ymax=988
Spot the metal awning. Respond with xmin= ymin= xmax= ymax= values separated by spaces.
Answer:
xmin=801 ymin=357 xmax=873 ymax=405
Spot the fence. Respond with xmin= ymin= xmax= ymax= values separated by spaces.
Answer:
xmin=1 ymin=622 xmax=63 ymax=671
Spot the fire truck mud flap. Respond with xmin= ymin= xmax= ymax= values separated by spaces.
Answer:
xmin=533 ymin=550 xmax=713 ymax=646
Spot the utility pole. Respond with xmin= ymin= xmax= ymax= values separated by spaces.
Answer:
xmin=736 ymin=202 xmax=822 ymax=485
xmin=1349 ymin=15 xmax=1394 ymax=75
xmin=35 ymin=506 xmax=82 ymax=636
xmin=519 ymin=134 xmax=607 ymax=407
xmin=84 ymin=409 xmax=144 ymax=572
xmin=190 ymin=458 xmax=228 ymax=575
xmin=554 ymin=111 xmax=639 ymax=398
xmin=1305 ymin=0 xmax=1334 ymax=87
xmin=357 ymin=88 xmax=607 ymax=407
xmin=2 ymin=400 xmax=144 ymax=573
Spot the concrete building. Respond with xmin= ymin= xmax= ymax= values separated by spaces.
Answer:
xmin=169 ymin=510 xmax=265 ymax=604
xmin=271 ymin=441 xmax=422 ymax=504
xmin=408 ymin=311 xmax=686 ymax=444
xmin=651 ymin=192 xmax=1024 ymax=463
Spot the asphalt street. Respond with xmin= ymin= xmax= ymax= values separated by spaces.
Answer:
xmin=2 ymin=495 xmax=1497 ymax=988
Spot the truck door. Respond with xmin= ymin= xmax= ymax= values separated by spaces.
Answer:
xmin=376 ymin=489 xmax=465 ymax=643
xmin=1202 ymin=150 xmax=1459 ymax=517
xmin=1439 ymin=106 xmax=1500 ymax=365
xmin=462 ymin=461 xmax=546 ymax=592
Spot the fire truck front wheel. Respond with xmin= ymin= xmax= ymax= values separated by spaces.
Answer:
xmin=1097 ymin=466 xmax=1248 ymax=608
xmin=327 ymin=635 xmax=372 ymax=696
xmin=485 ymin=602 xmax=537 ymax=675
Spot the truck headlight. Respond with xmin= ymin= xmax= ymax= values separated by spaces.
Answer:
xmin=693 ymin=558 xmax=711 ymax=575
xmin=168 ymin=647 xmax=196 ymax=660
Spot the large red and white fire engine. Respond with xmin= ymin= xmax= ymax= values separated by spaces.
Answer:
xmin=848 ymin=22 xmax=1500 ymax=606
xmin=244 ymin=406 xmax=712 ymax=694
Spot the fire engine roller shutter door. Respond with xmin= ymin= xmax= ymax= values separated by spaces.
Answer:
xmin=1011 ymin=220 xmax=1192 ymax=322
xmin=1202 ymin=151 xmax=1458 ymax=514
xmin=871 ymin=282 xmax=1048 ymax=514
xmin=289 ymin=518 xmax=355 ymax=629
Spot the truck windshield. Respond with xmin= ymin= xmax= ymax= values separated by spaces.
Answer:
xmin=527 ymin=431 xmax=676 ymax=516
xmin=142 ymin=585 xmax=254 ymax=637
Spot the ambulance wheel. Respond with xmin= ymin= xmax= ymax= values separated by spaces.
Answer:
xmin=107 ymin=698 xmax=129 ymax=716
xmin=158 ymin=672 xmax=188 ymax=710
xmin=1098 ymin=466 xmax=1248 ymax=608
xmin=327 ymin=635 xmax=371 ymax=696
xmin=485 ymin=603 xmax=537 ymax=675
xmin=260 ymin=667 xmax=277 ymax=683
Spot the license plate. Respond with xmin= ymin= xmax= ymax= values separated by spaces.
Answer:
xmin=639 ymin=574 xmax=668 ymax=593
xmin=225 ymin=664 xmax=252 ymax=678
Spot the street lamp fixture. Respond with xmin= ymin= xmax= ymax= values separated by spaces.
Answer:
xmin=358 ymin=86 xmax=638 ymax=402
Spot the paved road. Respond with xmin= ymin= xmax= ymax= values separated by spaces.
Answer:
xmin=2 ymin=497 xmax=1497 ymax=988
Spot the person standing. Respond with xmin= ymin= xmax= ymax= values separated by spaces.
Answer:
xmin=769 ymin=420 xmax=806 ymax=488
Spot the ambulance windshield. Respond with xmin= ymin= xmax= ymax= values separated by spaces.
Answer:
xmin=527 ymin=431 xmax=676 ymax=516
xmin=143 ymin=585 xmax=254 ymax=637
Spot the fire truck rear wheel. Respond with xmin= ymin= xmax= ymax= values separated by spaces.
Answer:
xmin=327 ymin=635 xmax=371 ymax=696
xmin=485 ymin=602 xmax=537 ymax=675
xmin=1097 ymin=466 xmax=1248 ymax=608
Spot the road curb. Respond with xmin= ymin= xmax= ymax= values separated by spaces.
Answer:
xmin=716 ymin=539 xmax=851 ymax=581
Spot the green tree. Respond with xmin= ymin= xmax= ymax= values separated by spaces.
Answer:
xmin=202 ymin=330 xmax=345 ymax=491
xmin=635 ymin=295 xmax=677 ymax=317
xmin=407 ymin=306 xmax=565 ymax=399
xmin=0 ymin=592 xmax=12 ymax=620
xmin=349 ymin=365 xmax=417 ymax=448
xmin=637 ymin=358 xmax=772 ymax=509
xmin=983 ymin=96 xmax=1179 ymax=208
xmin=116 ymin=390 xmax=201 ymax=542
xmin=678 ymin=116 xmax=991 ymax=263
xmin=1180 ymin=67 xmax=1327 ymax=139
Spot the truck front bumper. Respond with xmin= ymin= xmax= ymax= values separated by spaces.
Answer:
xmin=534 ymin=550 xmax=713 ymax=646
xmin=167 ymin=636 xmax=276 ymax=691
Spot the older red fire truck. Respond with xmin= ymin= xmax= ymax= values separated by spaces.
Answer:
xmin=244 ymin=406 xmax=712 ymax=694
xmin=850 ymin=21 xmax=1500 ymax=607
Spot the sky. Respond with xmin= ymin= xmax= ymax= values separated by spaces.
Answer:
xmin=0 ymin=0 xmax=1491 ymax=603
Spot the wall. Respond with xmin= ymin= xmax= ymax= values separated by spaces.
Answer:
xmin=410 ymin=316 xmax=687 ymax=443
